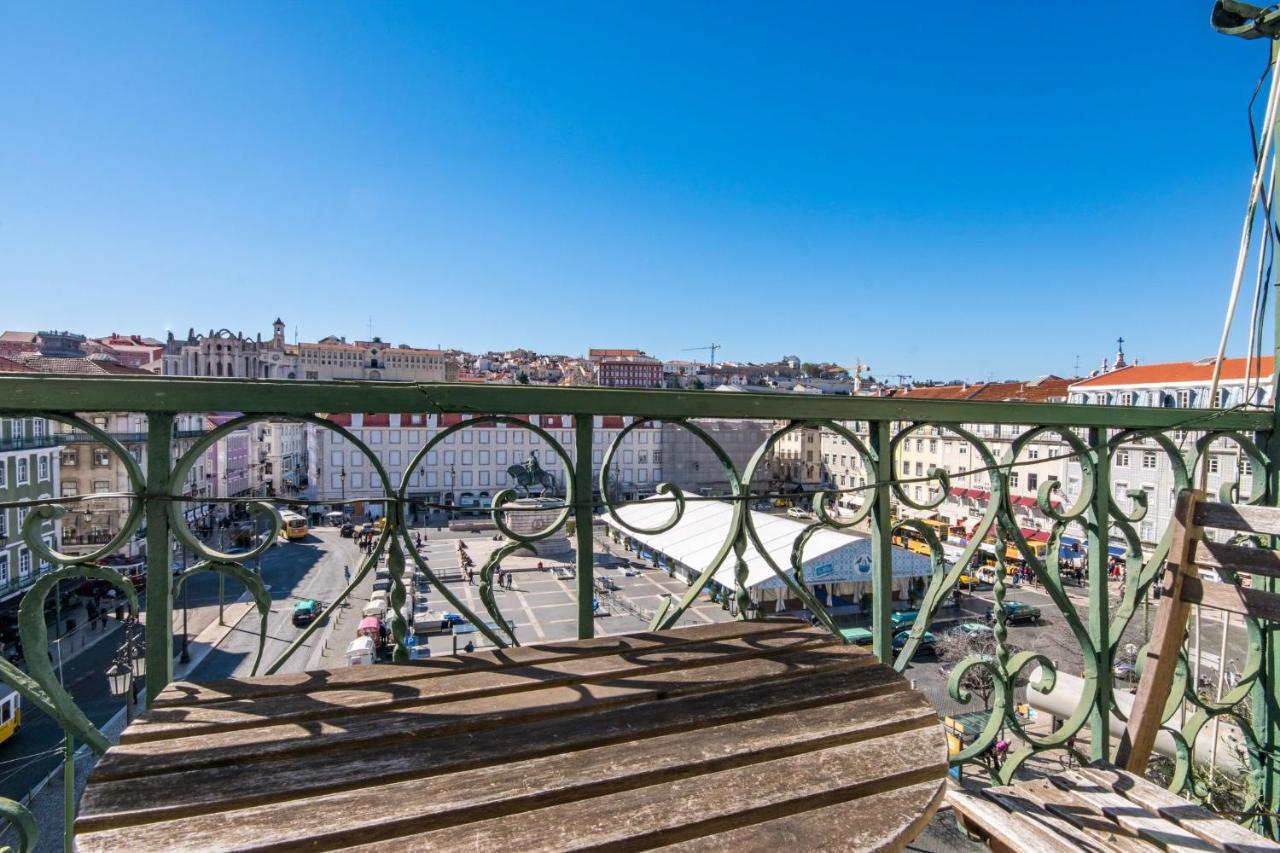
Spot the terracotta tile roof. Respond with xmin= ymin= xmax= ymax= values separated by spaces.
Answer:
xmin=7 ymin=355 xmax=152 ymax=375
xmin=0 ymin=332 xmax=38 ymax=344
xmin=1071 ymin=356 xmax=1274 ymax=388
xmin=894 ymin=376 xmax=1073 ymax=403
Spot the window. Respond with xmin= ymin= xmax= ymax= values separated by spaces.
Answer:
xmin=1140 ymin=521 xmax=1154 ymax=541
xmin=1115 ymin=451 xmax=1130 ymax=467
xmin=0 ymin=555 xmax=7 ymax=586
xmin=1028 ymin=448 xmax=1039 ymax=460
xmin=61 ymin=449 xmax=77 ymax=466
xmin=61 ymin=483 xmax=77 ymax=497
xmin=389 ymin=430 xmax=401 ymax=444
xmin=1176 ymin=389 xmax=1192 ymax=408
xmin=1115 ymin=481 xmax=1128 ymax=501
xmin=1027 ymin=473 xmax=1038 ymax=490
xmin=0 ymin=513 xmax=5 ymax=539
xmin=1141 ymin=451 xmax=1157 ymax=469
xmin=17 ymin=550 xmax=30 ymax=578
xmin=1119 ymin=392 xmax=1135 ymax=406
xmin=15 ymin=459 xmax=27 ymax=485
xmin=1009 ymin=471 xmax=1019 ymax=488
xmin=1209 ymin=456 xmax=1220 ymax=474
xmin=93 ymin=449 xmax=111 ymax=467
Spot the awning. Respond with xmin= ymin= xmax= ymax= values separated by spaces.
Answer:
xmin=1011 ymin=496 xmax=1037 ymax=509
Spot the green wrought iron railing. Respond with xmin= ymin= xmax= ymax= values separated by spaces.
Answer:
xmin=0 ymin=373 xmax=1278 ymax=846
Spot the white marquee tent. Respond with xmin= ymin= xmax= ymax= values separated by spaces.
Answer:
xmin=602 ymin=496 xmax=935 ymax=603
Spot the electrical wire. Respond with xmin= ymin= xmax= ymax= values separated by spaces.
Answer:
xmin=1205 ymin=53 xmax=1280 ymax=491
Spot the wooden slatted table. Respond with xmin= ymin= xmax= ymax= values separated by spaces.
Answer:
xmin=949 ymin=764 xmax=1280 ymax=852
xmin=76 ymin=619 xmax=948 ymax=852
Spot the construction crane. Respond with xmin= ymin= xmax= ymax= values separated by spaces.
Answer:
xmin=682 ymin=343 xmax=720 ymax=365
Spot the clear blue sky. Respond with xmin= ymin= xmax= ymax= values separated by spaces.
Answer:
xmin=1 ymin=3 xmax=1274 ymax=380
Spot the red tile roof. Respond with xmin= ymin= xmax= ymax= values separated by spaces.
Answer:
xmin=1071 ymin=356 xmax=1274 ymax=388
xmin=894 ymin=376 xmax=1073 ymax=403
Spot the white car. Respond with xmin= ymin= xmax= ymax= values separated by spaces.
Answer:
xmin=786 ymin=507 xmax=811 ymax=519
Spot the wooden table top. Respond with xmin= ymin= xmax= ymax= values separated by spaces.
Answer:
xmin=76 ymin=619 xmax=948 ymax=852
xmin=950 ymin=763 xmax=1280 ymax=852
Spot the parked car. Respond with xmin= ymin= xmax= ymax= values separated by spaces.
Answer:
xmin=1113 ymin=660 xmax=1138 ymax=683
xmin=984 ymin=601 xmax=1042 ymax=625
xmin=892 ymin=630 xmax=937 ymax=656
xmin=291 ymin=599 xmax=321 ymax=627
xmin=889 ymin=610 xmax=919 ymax=629
xmin=340 ymin=523 xmax=355 ymax=538
xmin=952 ymin=622 xmax=994 ymax=639
xmin=839 ymin=627 xmax=874 ymax=646
xmin=786 ymin=507 xmax=811 ymax=520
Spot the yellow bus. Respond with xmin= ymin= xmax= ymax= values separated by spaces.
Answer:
xmin=280 ymin=511 xmax=309 ymax=540
xmin=0 ymin=688 xmax=20 ymax=746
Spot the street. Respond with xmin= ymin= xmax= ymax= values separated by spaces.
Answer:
xmin=191 ymin=526 xmax=361 ymax=679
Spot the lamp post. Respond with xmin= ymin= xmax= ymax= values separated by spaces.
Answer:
xmin=340 ymin=466 xmax=347 ymax=509
xmin=107 ymin=619 xmax=145 ymax=722
xmin=449 ymin=465 xmax=457 ymax=521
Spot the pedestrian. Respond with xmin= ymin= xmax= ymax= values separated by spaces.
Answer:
xmin=466 ymin=567 xmax=474 ymax=585
xmin=344 ymin=565 xmax=351 ymax=583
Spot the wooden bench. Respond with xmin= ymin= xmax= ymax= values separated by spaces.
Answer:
xmin=949 ymin=490 xmax=1280 ymax=851
xmin=77 ymin=619 xmax=949 ymax=851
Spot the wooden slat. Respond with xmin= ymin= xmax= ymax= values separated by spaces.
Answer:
xmin=94 ymin=642 xmax=884 ymax=779
xmin=78 ymin=691 xmax=940 ymax=848
xmin=151 ymin=618 xmax=806 ymax=707
xmin=1050 ymin=769 xmax=1216 ymax=852
xmin=663 ymin=779 xmax=946 ymax=853
xmin=1180 ymin=576 xmax=1280 ymax=622
xmin=1194 ymin=502 xmax=1280 ymax=537
xmin=986 ymin=778 xmax=1161 ymax=853
xmin=1194 ymin=541 xmax=1280 ymax=580
xmin=82 ymin=664 xmax=909 ymax=824
xmin=1119 ymin=489 xmax=1203 ymax=774
xmin=128 ymin=627 xmax=833 ymax=740
xmin=949 ymin=786 xmax=1092 ymax=853
xmin=335 ymin=732 xmax=946 ymax=853
xmin=1077 ymin=765 xmax=1280 ymax=853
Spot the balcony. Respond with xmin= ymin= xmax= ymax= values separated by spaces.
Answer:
xmin=0 ymin=373 xmax=1277 ymax=848
xmin=0 ymin=436 xmax=61 ymax=452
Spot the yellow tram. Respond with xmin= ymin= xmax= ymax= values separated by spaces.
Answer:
xmin=0 ymin=687 xmax=21 ymax=746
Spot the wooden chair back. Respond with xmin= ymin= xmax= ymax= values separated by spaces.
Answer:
xmin=1117 ymin=489 xmax=1280 ymax=773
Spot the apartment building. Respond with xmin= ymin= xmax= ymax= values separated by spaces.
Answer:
xmin=308 ymin=414 xmax=663 ymax=518
xmin=590 ymin=349 xmax=663 ymax=388
xmin=0 ymin=413 xmax=60 ymax=598
xmin=1065 ymin=355 xmax=1271 ymax=546
xmin=297 ymin=336 xmax=456 ymax=382
xmin=819 ymin=376 xmax=1074 ymax=536
xmin=659 ymin=419 xmax=773 ymax=495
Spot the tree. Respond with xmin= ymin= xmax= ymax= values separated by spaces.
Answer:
xmin=800 ymin=362 xmax=821 ymax=377
xmin=692 ymin=378 xmax=705 ymax=390
xmin=935 ymin=628 xmax=1020 ymax=711
xmin=517 ymin=371 xmax=529 ymax=384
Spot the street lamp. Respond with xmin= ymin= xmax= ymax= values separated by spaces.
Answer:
xmin=107 ymin=621 xmax=145 ymax=721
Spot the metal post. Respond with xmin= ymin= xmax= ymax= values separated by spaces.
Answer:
xmin=143 ymin=413 xmax=174 ymax=699
xmin=574 ymin=416 xmax=595 ymax=639
xmin=62 ymin=733 xmax=73 ymax=853
xmin=869 ymin=420 xmax=894 ymax=663
xmin=1086 ymin=426 xmax=1112 ymax=762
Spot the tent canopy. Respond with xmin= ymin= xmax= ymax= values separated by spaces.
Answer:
xmin=604 ymin=496 xmax=932 ymax=591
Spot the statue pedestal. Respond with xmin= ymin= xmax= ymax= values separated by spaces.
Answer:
xmin=503 ymin=497 xmax=572 ymax=557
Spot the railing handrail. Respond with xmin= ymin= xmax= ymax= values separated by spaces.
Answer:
xmin=0 ymin=374 xmax=1268 ymax=431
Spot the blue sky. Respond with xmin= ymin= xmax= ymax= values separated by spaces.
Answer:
xmin=0 ymin=3 xmax=1274 ymax=380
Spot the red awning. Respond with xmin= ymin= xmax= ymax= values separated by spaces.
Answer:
xmin=1011 ymin=496 xmax=1037 ymax=508
xmin=948 ymin=487 xmax=965 ymax=497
